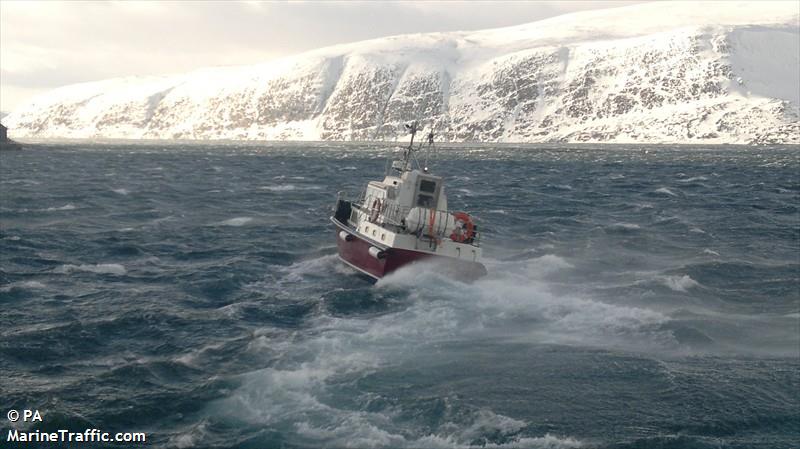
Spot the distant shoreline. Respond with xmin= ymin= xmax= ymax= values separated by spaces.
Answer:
xmin=5 ymin=138 xmax=797 ymax=151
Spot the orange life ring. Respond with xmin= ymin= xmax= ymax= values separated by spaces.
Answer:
xmin=450 ymin=211 xmax=475 ymax=243
xmin=369 ymin=198 xmax=382 ymax=223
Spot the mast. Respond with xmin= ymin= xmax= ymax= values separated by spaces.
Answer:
xmin=401 ymin=121 xmax=418 ymax=172
xmin=423 ymin=130 xmax=434 ymax=172
xmin=392 ymin=122 xmax=436 ymax=174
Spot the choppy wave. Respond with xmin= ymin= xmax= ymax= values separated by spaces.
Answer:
xmin=56 ymin=263 xmax=127 ymax=275
xmin=608 ymin=222 xmax=641 ymax=230
xmin=217 ymin=216 xmax=253 ymax=226
xmin=7 ymin=203 xmax=81 ymax=212
xmin=260 ymin=184 xmax=296 ymax=191
xmin=0 ymin=280 xmax=47 ymax=293
xmin=654 ymin=187 xmax=677 ymax=196
xmin=659 ymin=274 xmax=700 ymax=292
xmin=1 ymin=143 xmax=797 ymax=449
xmin=212 ymin=254 xmax=593 ymax=448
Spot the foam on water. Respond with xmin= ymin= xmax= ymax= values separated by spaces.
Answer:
xmin=654 ymin=187 xmax=677 ymax=196
xmin=55 ymin=263 xmax=127 ymax=275
xmin=207 ymin=252 xmax=693 ymax=446
xmin=464 ymin=264 xmax=673 ymax=349
xmin=659 ymin=274 xmax=701 ymax=292
xmin=0 ymin=281 xmax=47 ymax=292
xmin=678 ymin=176 xmax=709 ymax=182
xmin=44 ymin=203 xmax=77 ymax=211
xmin=273 ymin=254 xmax=341 ymax=284
xmin=217 ymin=216 xmax=253 ymax=226
xmin=608 ymin=222 xmax=641 ymax=230
xmin=260 ymin=184 xmax=296 ymax=191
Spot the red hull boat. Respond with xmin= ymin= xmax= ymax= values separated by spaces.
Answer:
xmin=331 ymin=123 xmax=487 ymax=281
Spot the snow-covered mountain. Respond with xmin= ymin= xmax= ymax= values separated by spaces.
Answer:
xmin=5 ymin=2 xmax=799 ymax=144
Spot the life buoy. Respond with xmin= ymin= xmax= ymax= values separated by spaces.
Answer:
xmin=369 ymin=198 xmax=383 ymax=223
xmin=450 ymin=212 xmax=475 ymax=243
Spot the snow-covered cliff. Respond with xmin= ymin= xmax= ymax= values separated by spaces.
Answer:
xmin=4 ymin=2 xmax=799 ymax=144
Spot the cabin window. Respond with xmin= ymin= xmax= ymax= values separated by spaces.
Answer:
xmin=416 ymin=194 xmax=434 ymax=208
xmin=420 ymin=179 xmax=437 ymax=193
xmin=416 ymin=177 xmax=439 ymax=209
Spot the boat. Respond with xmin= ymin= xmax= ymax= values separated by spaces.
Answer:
xmin=0 ymin=123 xmax=23 ymax=151
xmin=331 ymin=123 xmax=487 ymax=281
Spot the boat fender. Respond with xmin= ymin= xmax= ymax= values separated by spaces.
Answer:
xmin=368 ymin=246 xmax=386 ymax=260
xmin=339 ymin=231 xmax=354 ymax=242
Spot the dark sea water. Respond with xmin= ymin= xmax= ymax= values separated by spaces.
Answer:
xmin=1 ymin=142 xmax=798 ymax=449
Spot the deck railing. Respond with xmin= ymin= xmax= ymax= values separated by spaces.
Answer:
xmin=338 ymin=190 xmax=481 ymax=247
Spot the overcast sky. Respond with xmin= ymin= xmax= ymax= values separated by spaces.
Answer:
xmin=0 ymin=1 xmax=644 ymax=112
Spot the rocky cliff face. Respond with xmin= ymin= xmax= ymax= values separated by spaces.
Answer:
xmin=5 ymin=2 xmax=799 ymax=144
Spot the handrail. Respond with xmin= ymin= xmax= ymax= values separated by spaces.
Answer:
xmin=341 ymin=191 xmax=481 ymax=247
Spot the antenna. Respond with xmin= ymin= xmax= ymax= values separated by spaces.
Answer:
xmin=401 ymin=121 xmax=419 ymax=171
xmin=423 ymin=128 xmax=435 ymax=172
xmin=405 ymin=121 xmax=418 ymax=148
